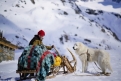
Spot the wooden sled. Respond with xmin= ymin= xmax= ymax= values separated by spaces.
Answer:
xmin=16 ymin=70 xmax=36 ymax=80
xmin=48 ymin=47 xmax=77 ymax=76
xmin=16 ymin=47 xmax=77 ymax=80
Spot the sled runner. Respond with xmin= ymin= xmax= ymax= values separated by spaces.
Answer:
xmin=73 ymin=72 xmax=111 ymax=76
xmin=16 ymin=46 xmax=77 ymax=80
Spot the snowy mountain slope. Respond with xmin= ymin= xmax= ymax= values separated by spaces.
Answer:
xmin=75 ymin=0 xmax=121 ymax=12
xmin=75 ymin=4 xmax=121 ymax=41
xmin=0 ymin=0 xmax=121 ymax=47
xmin=0 ymin=0 xmax=121 ymax=59
xmin=0 ymin=0 xmax=121 ymax=81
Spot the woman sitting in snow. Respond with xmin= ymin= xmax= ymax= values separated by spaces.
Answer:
xmin=21 ymin=30 xmax=55 ymax=81
xmin=18 ymin=30 xmax=62 ymax=81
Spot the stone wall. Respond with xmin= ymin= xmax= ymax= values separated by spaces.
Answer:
xmin=0 ymin=44 xmax=14 ymax=62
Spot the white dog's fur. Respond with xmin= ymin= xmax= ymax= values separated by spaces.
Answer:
xmin=73 ymin=42 xmax=112 ymax=74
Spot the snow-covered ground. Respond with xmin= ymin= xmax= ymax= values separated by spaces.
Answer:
xmin=0 ymin=0 xmax=121 ymax=81
xmin=0 ymin=49 xmax=121 ymax=81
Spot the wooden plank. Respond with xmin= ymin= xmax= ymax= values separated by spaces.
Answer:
xmin=16 ymin=70 xmax=36 ymax=73
xmin=63 ymin=56 xmax=74 ymax=73
xmin=0 ymin=41 xmax=18 ymax=49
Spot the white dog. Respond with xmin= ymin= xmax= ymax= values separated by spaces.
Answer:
xmin=73 ymin=42 xmax=112 ymax=74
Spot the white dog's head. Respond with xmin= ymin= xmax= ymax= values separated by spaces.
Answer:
xmin=73 ymin=42 xmax=86 ymax=52
xmin=73 ymin=42 xmax=81 ymax=50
